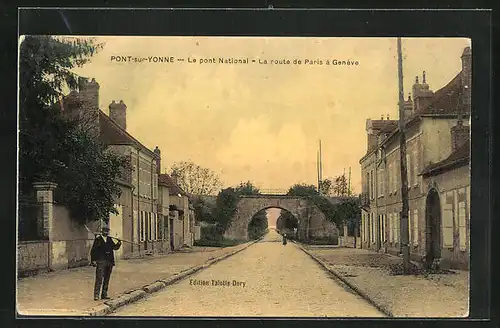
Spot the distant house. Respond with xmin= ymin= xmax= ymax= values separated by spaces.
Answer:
xmin=359 ymin=47 xmax=471 ymax=270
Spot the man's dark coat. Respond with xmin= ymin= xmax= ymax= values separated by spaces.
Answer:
xmin=90 ymin=235 xmax=121 ymax=265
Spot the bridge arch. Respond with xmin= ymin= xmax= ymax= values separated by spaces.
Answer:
xmin=224 ymin=195 xmax=339 ymax=243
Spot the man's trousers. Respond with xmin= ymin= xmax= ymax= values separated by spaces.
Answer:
xmin=94 ymin=260 xmax=113 ymax=298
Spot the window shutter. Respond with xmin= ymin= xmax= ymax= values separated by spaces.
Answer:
xmin=381 ymin=169 xmax=385 ymax=196
xmin=388 ymin=214 xmax=393 ymax=242
xmin=139 ymin=211 xmax=144 ymax=242
xmin=406 ymin=154 xmax=411 ymax=185
xmin=413 ymin=149 xmax=418 ymax=185
xmin=458 ymin=202 xmax=467 ymax=251
xmin=148 ymin=212 xmax=152 ymax=240
xmin=396 ymin=212 xmax=400 ymax=244
xmin=442 ymin=203 xmax=454 ymax=247
xmin=408 ymin=210 xmax=412 ymax=244
xmin=393 ymin=213 xmax=396 ymax=244
xmin=413 ymin=209 xmax=419 ymax=246
xmin=133 ymin=210 xmax=138 ymax=242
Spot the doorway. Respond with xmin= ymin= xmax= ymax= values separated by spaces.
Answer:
xmin=169 ymin=218 xmax=174 ymax=251
xmin=425 ymin=188 xmax=442 ymax=266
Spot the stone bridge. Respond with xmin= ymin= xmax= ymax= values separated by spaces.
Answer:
xmin=224 ymin=194 xmax=339 ymax=243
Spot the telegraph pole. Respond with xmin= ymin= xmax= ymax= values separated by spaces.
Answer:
xmin=348 ymin=167 xmax=351 ymax=196
xmin=317 ymin=149 xmax=320 ymax=193
xmin=397 ymin=37 xmax=410 ymax=274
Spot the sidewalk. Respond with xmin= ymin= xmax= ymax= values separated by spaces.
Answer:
xmin=17 ymin=243 xmax=253 ymax=316
xmin=299 ymin=245 xmax=469 ymax=318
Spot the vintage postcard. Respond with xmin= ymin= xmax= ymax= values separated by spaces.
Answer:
xmin=17 ymin=36 xmax=471 ymax=317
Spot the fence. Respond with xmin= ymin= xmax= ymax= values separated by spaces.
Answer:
xmin=17 ymin=239 xmax=95 ymax=277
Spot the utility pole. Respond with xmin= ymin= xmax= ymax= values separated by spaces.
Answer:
xmin=348 ymin=167 xmax=351 ymax=196
xmin=317 ymin=149 xmax=320 ymax=193
xmin=319 ymin=139 xmax=323 ymax=185
xmin=397 ymin=37 xmax=410 ymax=274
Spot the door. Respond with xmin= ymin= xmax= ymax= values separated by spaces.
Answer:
xmin=169 ymin=218 xmax=174 ymax=250
xmin=425 ymin=188 xmax=442 ymax=265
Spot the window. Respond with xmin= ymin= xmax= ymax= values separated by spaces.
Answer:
xmin=139 ymin=211 xmax=145 ymax=242
xmin=133 ymin=210 xmax=138 ymax=242
xmin=413 ymin=148 xmax=418 ymax=186
xmin=413 ymin=209 xmax=419 ymax=246
xmin=153 ymin=173 xmax=158 ymax=200
xmin=132 ymin=163 xmax=138 ymax=194
xmin=406 ymin=154 xmax=411 ymax=185
xmin=148 ymin=212 xmax=152 ymax=240
xmin=380 ymin=168 xmax=385 ymax=197
xmin=370 ymin=170 xmax=374 ymax=199
xmin=393 ymin=213 xmax=399 ymax=244
xmin=458 ymin=201 xmax=467 ymax=251
xmin=366 ymin=172 xmax=370 ymax=199
xmin=442 ymin=203 xmax=454 ymax=248
xmin=393 ymin=160 xmax=398 ymax=193
xmin=388 ymin=213 xmax=393 ymax=242
xmin=370 ymin=214 xmax=374 ymax=243
xmin=408 ymin=209 xmax=412 ymax=244
xmin=389 ymin=162 xmax=392 ymax=194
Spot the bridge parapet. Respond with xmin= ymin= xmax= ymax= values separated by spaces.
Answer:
xmin=239 ymin=194 xmax=311 ymax=199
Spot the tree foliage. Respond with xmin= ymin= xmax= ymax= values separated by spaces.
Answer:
xmin=332 ymin=174 xmax=352 ymax=196
xmin=319 ymin=179 xmax=333 ymax=195
xmin=286 ymin=183 xmax=355 ymax=227
xmin=170 ymin=161 xmax=223 ymax=196
xmin=248 ymin=209 xmax=268 ymax=240
xmin=234 ymin=181 xmax=260 ymax=195
xmin=213 ymin=187 xmax=239 ymax=234
xmin=191 ymin=196 xmax=216 ymax=223
xmin=19 ymin=35 xmax=128 ymax=224
xmin=287 ymin=184 xmax=318 ymax=197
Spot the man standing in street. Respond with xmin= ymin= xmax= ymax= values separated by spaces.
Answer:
xmin=90 ymin=226 xmax=122 ymax=301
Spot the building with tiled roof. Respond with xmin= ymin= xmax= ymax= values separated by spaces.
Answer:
xmin=359 ymin=46 xmax=471 ymax=270
xmin=58 ymin=77 xmax=174 ymax=257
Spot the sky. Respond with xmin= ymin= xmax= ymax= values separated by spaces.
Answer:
xmin=70 ymin=36 xmax=470 ymax=197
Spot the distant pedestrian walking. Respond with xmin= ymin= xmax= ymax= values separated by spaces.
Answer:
xmin=282 ymin=233 xmax=287 ymax=246
xmin=90 ymin=226 xmax=122 ymax=301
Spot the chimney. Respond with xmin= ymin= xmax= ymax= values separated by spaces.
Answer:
xmin=412 ymin=71 xmax=434 ymax=111
xmin=381 ymin=115 xmax=384 ymax=120
xmin=78 ymin=77 xmax=100 ymax=109
xmin=387 ymin=114 xmax=390 ymax=120
xmin=153 ymin=146 xmax=161 ymax=174
xmin=404 ymin=93 xmax=413 ymax=119
xmin=450 ymin=120 xmax=470 ymax=152
xmin=73 ymin=77 xmax=100 ymax=136
xmin=366 ymin=119 xmax=378 ymax=151
xmin=461 ymin=46 xmax=472 ymax=107
xmin=109 ymin=100 xmax=127 ymax=130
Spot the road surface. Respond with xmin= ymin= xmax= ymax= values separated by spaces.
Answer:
xmin=110 ymin=230 xmax=385 ymax=317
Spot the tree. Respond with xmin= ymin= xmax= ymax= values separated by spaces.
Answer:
xmin=234 ymin=181 xmax=260 ymax=195
xmin=332 ymin=174 xmax=350 ymax=196
xmin=191 ymin=196 xmax=215 ymax=223
xmin=19 ymin=35 xmax=128 ymax=224
xmin=170 ymin=161 xmax=222 ymax=196
xmin=287 ymin=184 xmax=319 ymax=197
xmin=213 ymin=187 xmax=239 ymax=234
xmin=319 ymin=178 xmax=333 ymax=195
xmin=248 ymin=209 xmax=268 ymax=240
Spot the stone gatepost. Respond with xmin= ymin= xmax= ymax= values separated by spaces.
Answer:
xmin=32 ymin=182 xmax=58 ymax=240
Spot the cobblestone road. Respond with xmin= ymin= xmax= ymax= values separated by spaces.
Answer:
xmin=111 ymin=230 xmax=385 ymax=317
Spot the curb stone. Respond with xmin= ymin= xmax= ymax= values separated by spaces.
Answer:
xmin=87 ymin=238 xmax=261 ymax=316
xmin=296 ymin=243 xmax=394 ymax=318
